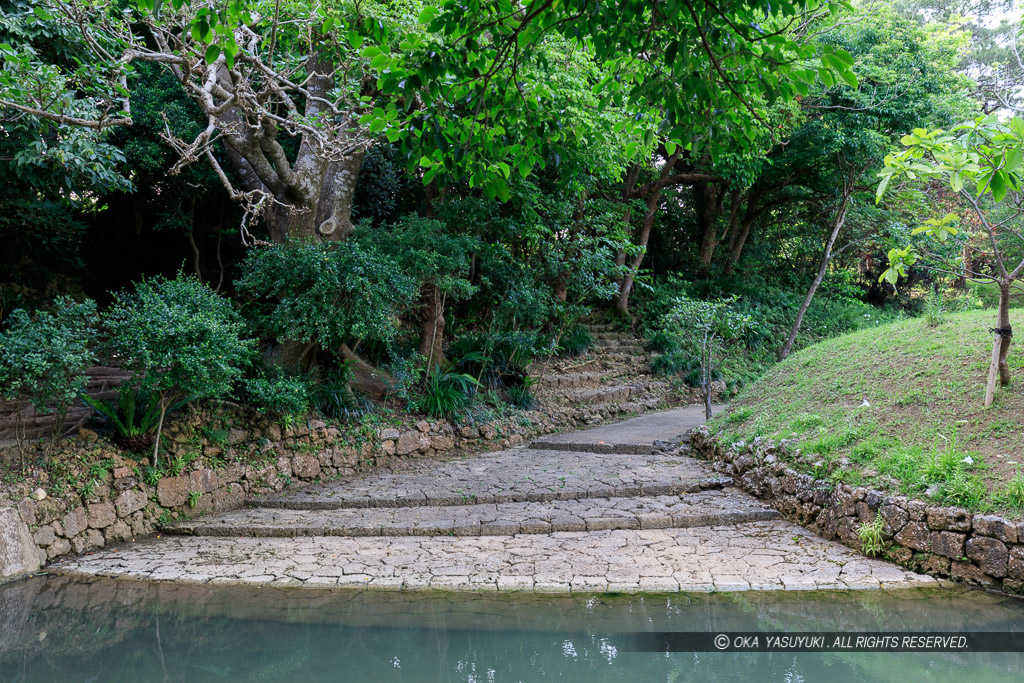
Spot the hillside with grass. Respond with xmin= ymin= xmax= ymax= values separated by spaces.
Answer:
xmin=710 ymin=308 xmax=1024 ymax=517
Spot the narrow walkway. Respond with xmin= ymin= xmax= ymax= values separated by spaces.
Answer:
xmin=52 ymin=406 xmax=937 ymax=593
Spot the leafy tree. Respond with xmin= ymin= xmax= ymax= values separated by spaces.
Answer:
xmin=879 ymin=115 xmax=1024 ymax=406
xmin=103 ymin=274 xmax=253 ymax=463
xmin=662 ymin=296 xmax=757 ymax=419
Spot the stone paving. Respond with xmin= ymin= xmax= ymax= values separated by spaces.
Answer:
xmin=53 ymin=522 xmax=936 ymax=592
xmin=252 ymin=446 xmax=713 ymax=509
xmin=51 ymin=406 xmax=941 ymax=593
xmin=166 ymin=490 xmax=779 ymax=537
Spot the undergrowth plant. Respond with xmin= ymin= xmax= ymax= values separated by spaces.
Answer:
xmin=857 ymin=515 xmax=886 ymax=557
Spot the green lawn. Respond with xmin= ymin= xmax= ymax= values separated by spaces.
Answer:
xmin=711 ymin=308 xmax=1024 ymax=517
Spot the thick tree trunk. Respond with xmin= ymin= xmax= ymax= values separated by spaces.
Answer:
xmin=418 ymin=283 xmax=446 ymax=373
xmin=615 ymin=151 xmax=681 ymax=316
xmin=777 ymin=195 xmax=852 ymax=362
xmin=695 ymin=182 xmax=724 ymax=267
xmin=984 ymin=280 xmax=1013 ymax=406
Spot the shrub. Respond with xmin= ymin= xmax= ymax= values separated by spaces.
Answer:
xmin=81 ymin=385 xmax=173 ymax=453
xmin=235 ymin=238 xmax=418 ymax=355
xmin=0 ymin=296 xmax=97 ymax=445
xmin=449 ymin=331 xmax=541 ymax=388
xmin=104 ymin=274 xmax=254 ymax=463
xmin=857 ymin=515 xmax=885 ymax=557
xmin=505 ymin=379 xmax=538 ymax=410
xmin=923 ymin=285 xmax=944 ymax=327
xmin=645 ymin=330 xmax=680 ymax=354
xmin=556 ymin=325 xmax=593 ymax=357
xmin=313 ymin=364 xmax=375 ymax=420
xmin=243 ymin=372 xmax=312 ymax=417
xmin=413 ymin=367 xmax=480 ymax=419
xmin=661 ymin=296 xmax=756 ymax=416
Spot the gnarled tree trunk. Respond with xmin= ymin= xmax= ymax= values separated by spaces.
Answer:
xmin=984 ymin=280 xmax=1013 ymax=406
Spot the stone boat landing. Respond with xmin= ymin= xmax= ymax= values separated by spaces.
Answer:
xmin=52 ymin=407 xmax=937 ymax=593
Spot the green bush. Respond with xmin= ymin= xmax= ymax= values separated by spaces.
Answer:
xmin=81 ymin=385 xmax=170 ymax=452
xmin=449 ymin=331 xmax=542 ymax=388
xmin=235 ymin=237 xmax=418 ymax=355
xmin=505 ymin=382 xmax=538 ymax=410
xmin=645 ymin=330 xmax=680 ymax=354
xmin=313 ymin=364 xmax=375 ymax=420
xmin=243 ymin=372 xmax=312 ymax=417
xmin=413 ymin=367 xmax=480 ymax=419
xmin=0 ymin=296 xmax=97 ymax=438
xmin=104 ymin=274 xmax=254 ymax=462
xmin=556 ymin=325 xmax=593 ymax=357
xmin=923 ymin=285 xmax=944 ymax=327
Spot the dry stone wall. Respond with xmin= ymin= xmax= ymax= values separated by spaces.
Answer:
xmin=690 ymin=426 xmax=1024 ymax=595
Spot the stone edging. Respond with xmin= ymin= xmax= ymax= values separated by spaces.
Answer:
xmin=689 ymin=426 xmax=1024 ymax=595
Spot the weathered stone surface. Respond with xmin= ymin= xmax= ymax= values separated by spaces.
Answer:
xmin=114 ymin=489 xmax=147 ymax=517
xmin=1008 ymin=547 xmax=1024 ymax=581
xmin=71 ymin=529 xmax=104 ymax=554
xmin=1 ymin=507 xmax=41 ymax=581
xmin=168 ymin=491 xmax=779 ymax=538
xmin=894 ymin=521 xmax=929 ymax=551
xmin=965 ymin=536 xmax=1008 ymax=577
xmin=972 ymin=515 xmax=1018 ymax=543
xmin=394 ymin=431 xmax=420 ymax=456
xmin=86 ymin=503 xmax=116 ymax=529
xmin=157 ymin=476 xmax=190 ymax=508
xmin=291 ymin=455 xmax=321 ymax=479
xmin=105 ymin=520 xmax=133 ymax=543
xmin=926 ymin=507 xmax=971 ymax=532
xmin=189 ymin=469 xmax=219 ymax=494
xmin=32 ymin=525 xmax=55 ymax=547
xmin=379 ymin=428 xmax=400 ymax=440
xmin=951 ymin=560 xmax=996 ymax=586
xmin=879 ymin=504 xmax=908 ymax=535
xmin=929 ymin=531 xmax=966 ymax=559
xmin=61 ymin=507 xmax=88 ymax=539
xmin=53 ymin=521 xmax=936 ymax=593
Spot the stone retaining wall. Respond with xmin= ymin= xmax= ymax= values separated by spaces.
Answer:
xmin=690 ymin=426 xmax=1024 ymax=595
xmin=1 ymin=411 xmax=552 ymax=579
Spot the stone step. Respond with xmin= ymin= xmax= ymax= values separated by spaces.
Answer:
xmin=584 ymin=323 xmax=616 ymax=332
xmin=54 ymin=522 xmax=939 ymax=592
xmin=164 ymin=491 xmax=780 ymax=538
xmin=594 ymin=331 xmax=631 ymax=340
xmin=595 ymin=338 xmax=643 ymax=350
xmin=532 ymin=372 xmax=607 ymax=390
xmin=247 ymin=447 xmax=712 ymax=510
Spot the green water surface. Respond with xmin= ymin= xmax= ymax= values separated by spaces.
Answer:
xmin=0 ymin=575 xmax=1022 ymax=682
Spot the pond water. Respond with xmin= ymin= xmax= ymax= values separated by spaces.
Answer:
xmin=1 ymin=575 xmax=1022 ymax=682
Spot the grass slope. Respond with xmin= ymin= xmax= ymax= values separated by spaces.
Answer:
xmin=711 ymin=308 xmax=1024 ymax=516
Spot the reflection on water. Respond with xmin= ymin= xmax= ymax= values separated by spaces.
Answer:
xmin=0 ymin=574 xmax=1022 ymax=682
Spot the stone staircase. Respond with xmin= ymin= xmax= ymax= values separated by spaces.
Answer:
xmin=53 ymin=406 xmax=937 ymax=593
xmin=531 ymin=322 xmax=683 ymax=423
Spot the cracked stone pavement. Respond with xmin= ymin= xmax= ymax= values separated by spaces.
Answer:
xmin=52 ymin=406 xmax=939 ymax=593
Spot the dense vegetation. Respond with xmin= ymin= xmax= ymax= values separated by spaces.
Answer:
xmin=1 ymin=0 xmax=1020 ymax=464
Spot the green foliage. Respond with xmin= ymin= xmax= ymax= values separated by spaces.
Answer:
xmin=0 ymin=296 xmax=97 ymax=422
xmin=556 ymin=325 xmax=593 ymax=358
xmin=923 ymin=285 xmax=945 ymax=327
xmin=645 ymin=330 xmax=681 ymax=355
xmin=505 ymin=382 xmax=538 ymax=411
xmin=104 ymin=274 xmax=253 ymax=404
xmin=81 ymin=385 xmax=164 ymax=439
xmin=243 ymin=372 xmax=312 ymax=417
xmin=449 ymin=331 xmax=545 ymax=388
xmin=313 ymin=364 xmax=375 ymax=421
xmin=412 ymin=367 xmax=480 ymax=420
xmin=857 ymin=515 xmax=886 ymax=557
xmin=235 ymin=238 xmax=418 ymax=356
